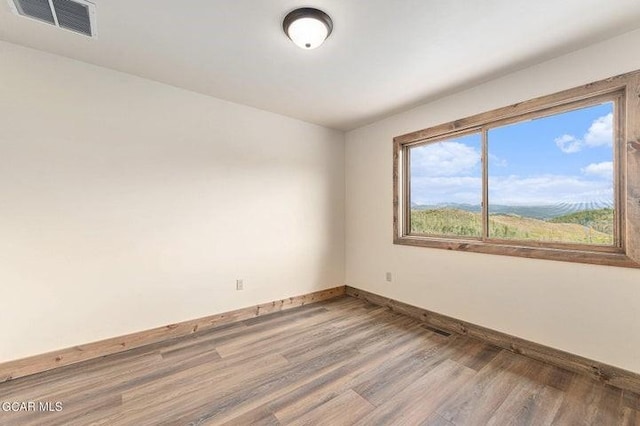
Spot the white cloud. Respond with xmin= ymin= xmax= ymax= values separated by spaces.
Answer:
xmin=488 ymin=174 xmax=612 ymax=205
xmin=411 ymin=174 xmax=613 ymax=206
xmin=581 ymin=161 xmax=613 ymax=179
xmin=411 ymin=176 xmax=482 ymax=205
xmin=411 ymin=141 xmax=480 ymax=177
xmin=555 ymin=134 xmax=582 ymax=154
xmin=584 ymin=113 xmax=613 ymax=147
xmin=554 ymin=113 xmax=613 ymax=154
xmin=489 ymin=153 xmax=508 ymax=167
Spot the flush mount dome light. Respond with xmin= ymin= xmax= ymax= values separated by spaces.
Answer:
xmin=283 ymin=8 xmax=333 ymax=49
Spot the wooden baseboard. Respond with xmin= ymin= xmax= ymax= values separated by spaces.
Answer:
xmin=345 ymin=286 xmax=640 ymax=395
xmin=7 ymin=284 xmax=637 ymax=395
xmin=0 ymin=286 xmax=346 ymax=382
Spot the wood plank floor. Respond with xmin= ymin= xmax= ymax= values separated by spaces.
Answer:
xmin=0 ymin=296 xmax=638 ymax=425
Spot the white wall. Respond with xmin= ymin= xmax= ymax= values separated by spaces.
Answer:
xmin=346 ymin=29 xmax=640 ymax=373
xmin=0 ymin=41 xmax=345 ymax=362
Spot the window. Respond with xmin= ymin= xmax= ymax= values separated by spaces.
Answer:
xmin=393 ymin=70 xmax=640 ymax=268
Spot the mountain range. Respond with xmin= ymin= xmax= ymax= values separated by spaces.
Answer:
xmin=410 ymin=202 xmax=613 ymax=220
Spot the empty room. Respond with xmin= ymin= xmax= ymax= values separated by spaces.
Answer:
xmin=1 ymin=0 xmax=640 ymax=424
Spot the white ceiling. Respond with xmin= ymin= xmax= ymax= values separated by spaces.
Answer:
xmin=2 ymin=1 xmax=640 ymax=130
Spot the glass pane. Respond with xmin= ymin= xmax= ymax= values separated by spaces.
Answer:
xmin=487 ymin=102 xmax=614 ymax=245
xmin=409 ymin=133 xmax=482 ymax=237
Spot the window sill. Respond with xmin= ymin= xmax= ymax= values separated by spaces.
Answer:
xmin=393 ymin=235 xmax=640 ymax=268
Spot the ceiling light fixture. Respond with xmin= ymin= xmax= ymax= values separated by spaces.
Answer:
xmin=283 ymin=8 xmax=333 ymax=50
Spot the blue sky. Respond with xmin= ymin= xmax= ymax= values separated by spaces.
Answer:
xmin=410 ymin=102 xmax=614 ymax=207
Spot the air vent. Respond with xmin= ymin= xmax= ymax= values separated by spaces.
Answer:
xmin=422 ymin=325 xmax=452 ymax=337
xmin=9 ymin=0 xmax=96 ymax=37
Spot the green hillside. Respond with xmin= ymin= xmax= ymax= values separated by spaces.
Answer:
xmin=549 ymin=208 xmax=614 ymax=234
xmin=410 ymin=208 xmax=613 ymax=245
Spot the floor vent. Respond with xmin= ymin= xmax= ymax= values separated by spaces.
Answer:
xmin=423 ymin=325 xmax=452 ymax=337
xmin=9 ymin=0 xmax=96 ymax=37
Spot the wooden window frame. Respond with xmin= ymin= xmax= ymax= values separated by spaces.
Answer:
xmin=393 ymin=69 xmax=640 ymax=268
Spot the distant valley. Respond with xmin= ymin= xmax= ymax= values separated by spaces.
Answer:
xmin=411 ymin=202 xmax=613 ymax=220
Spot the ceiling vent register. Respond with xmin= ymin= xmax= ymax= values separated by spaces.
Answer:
xmin=9 ymin=0 xmax=96 ymax=37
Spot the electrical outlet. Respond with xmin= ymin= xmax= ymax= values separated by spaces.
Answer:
xmin=385 ymin=272 xmax=392 ymax=282
xmin=236 ymin=279 xmax=244 ymax=290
